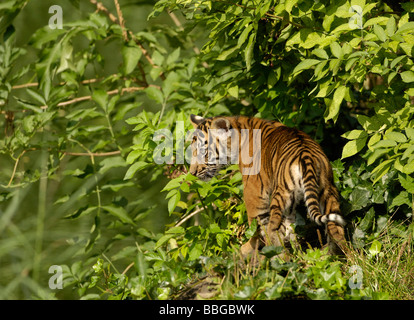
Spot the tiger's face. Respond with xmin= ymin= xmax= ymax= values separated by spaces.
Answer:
xmin=189 ymin=115 xmax=233 ymax=181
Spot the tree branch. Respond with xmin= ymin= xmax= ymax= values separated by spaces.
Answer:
xmin=113 ymin=0 xmax=128 ymax=42
xmin=64 ymin=150 xmax=121 ymax=157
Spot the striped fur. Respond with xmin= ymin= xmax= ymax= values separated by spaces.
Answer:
xmin=189 ymin=115 xmax=347 ymax=256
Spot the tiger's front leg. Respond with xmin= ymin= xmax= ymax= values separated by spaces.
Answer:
xmin=240 ymin=181 xmax=271 ymax=257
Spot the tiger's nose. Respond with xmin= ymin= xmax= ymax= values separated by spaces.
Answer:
xmin=189 ymin=166 xmax=197 ymax=176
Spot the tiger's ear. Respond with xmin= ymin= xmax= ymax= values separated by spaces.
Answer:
xmin=211 ymin=118 xmax=232 ymax=139
xmin=190 ymin=114 xmax=205 ymax=128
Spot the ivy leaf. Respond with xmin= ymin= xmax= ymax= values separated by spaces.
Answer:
xmin=349 ymin=187 xmax=372 ymax=211
xmin=245 ymin=218 xmax=257 ymax=239
xmin=260 ymin=245 xmax=283 ymax=258
xmin=398 ymin=173 xmax=414 ymax=193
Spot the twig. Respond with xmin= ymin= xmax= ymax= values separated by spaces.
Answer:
xmin=38 ymin=86 xmax=146 ymax=110
xmin=90 ymin=0 xmax=118 ymax=24
xmin=175 ymin=207 xmax=204 ymax=227
xmin=122 ymin=262 xmax=135 ymax=275
xmin=7 ymin=150 xmax=26 ymax=187
xmin=11 ymin=78 xmax=103 ymax=91
xmin=113 ymin=0 xmax=128 ymax=42
xmin=11 ymin=82 xmax=38 ymax=89
xmin=64 ymin=150 xmax=121 ymax=157
xmin=3 ymin=85 xmax=155 ymax=114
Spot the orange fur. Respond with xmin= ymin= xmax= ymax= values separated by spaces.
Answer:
xmin=189 ymin=115 xmax=347 ymax=256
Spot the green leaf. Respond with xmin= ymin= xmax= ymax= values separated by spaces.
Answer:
xmin=260 ymin=245 xmax=283 ymax=258
xmin=384 ymin=131 xmax=407 ymax=143
xmin=349 ymin=187 xmax=371 ymax=211
xmin=245 ymin=33 xmax=256 ymax=71
xmin=390 ymin=55 xmax=407 ymax=69
xmin=364 ymin=17 xmax=388 ymax=28
xmin=405 ymin=128 xmax=414 ymax=140
xmin=326 ymin=86 xmax=346 ymax=122
xmin=373 ymin=24 xmax=387 ymax=42
xmin=245 ymin=218 xmax=257 ymax=239
xmin=341 ymin=130 xmax=367 ymax=140
xmin=372 ymin=159 xmax=393 ymax=184
xmin=99 ymin=156 xmax=127 ymax=174
xmin=386 ymin=16 xmax=396 ymax=36
xmin=390 ymin=190 xmax=411 ymax=209
xmin=312 ymin=48 xmax=329 ymax=60
xmin=124 ymin=161 xmax=149 ymax=179
xmin=403 ymin=160 xmax=414 ymax=174
xmin=166 ymin=226 xmax=185 ymax=234
xmin=168 ymin=190 xmax=180 ymax=214
xmin=285 ymin=0 xmax=298 ymax=13
xmin=372 ymin=140 xmax=397 ymax=148
xmin=369 ymin=240 xmax=382 ymax=256
xmin=234 ymin=286 xmax=255 ymax=299
xmin=161 ymin=175 xmax=185 ymax=192
xmin=145 ymin=86 xmax=164 ymax=104
xmin=401 ymin=71 xmax=414 ymax=83
xmin=238 ymin=24 xmax=253 ymax=48
xmin=166 ymin=47 xmax=180 ymax=65
xmin=359 ymin=207 xmax=375 ymax=231
xmin=217 ymin=45 xmax=239 ymax=61
xmin=398 ymin=174 xmax=414 ymax=193
xmin=330 ymin=42 xmax=343 ymax=59
xmin=401 ymin=2 xmax=414 ymax=12
xmin=188 ymin=243 xmax=203 ymax=261
xmin=341 ymin=134 xmax=368 ymax=159
xmin=122 ymin=43 xmax=142 ymax=75
xmin=402 ymin=144 xmax=414 ymax=160
xmin=367 ymin=148 xmax=389 ymax=166
xmin=92 ymin=89 xmax=108 ymax=110
xmin=396 ymin=22 xmax=414 ymax=35
xmin=155 ymin=234 xmax=175 ymax=249
xmin=102 ymin=205 xmax=135 ymax=225
xmin=292 ymin=59 xmax=320 ymax=75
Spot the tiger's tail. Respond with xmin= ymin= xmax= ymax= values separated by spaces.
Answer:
xmin=300 ymin=152 xmax=345 ymax=227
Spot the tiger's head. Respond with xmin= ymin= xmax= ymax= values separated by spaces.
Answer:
xmin=188 ymin=114 xmax=235 ymax=181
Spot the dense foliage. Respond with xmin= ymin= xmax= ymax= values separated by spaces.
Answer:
xmin=0 ymin=0 xmax=413 ymax=299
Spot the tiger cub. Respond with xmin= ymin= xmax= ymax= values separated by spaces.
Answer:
xmin=189 ymin=114 xmax=347 ymax=256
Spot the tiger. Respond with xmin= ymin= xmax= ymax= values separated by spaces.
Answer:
xmin=189 ymin=114 xmax=347 ymax=257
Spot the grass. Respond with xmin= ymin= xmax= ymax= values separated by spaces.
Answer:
xmin=346 ymin=219 xmax=414 ymax=299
